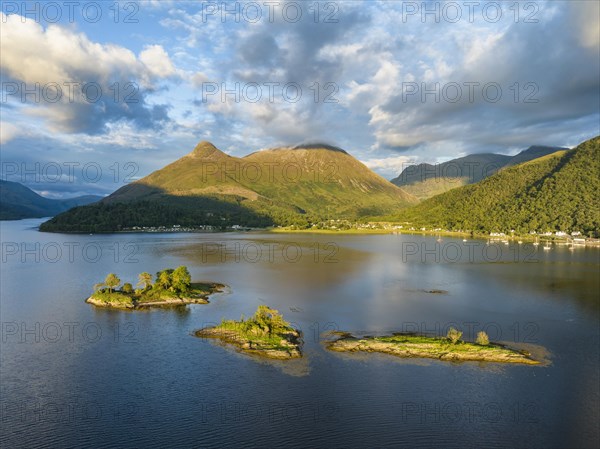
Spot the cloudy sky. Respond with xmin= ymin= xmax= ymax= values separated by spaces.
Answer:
xmin=1 ymin=0 xmax=599 ymax=197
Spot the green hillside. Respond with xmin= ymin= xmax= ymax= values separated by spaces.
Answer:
xmin=398 ymin=137 xmax=600 ymax=236
xmin=40 ymin=142 xmax=416 ymax=232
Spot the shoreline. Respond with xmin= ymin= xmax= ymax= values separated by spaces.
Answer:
xmin=39 ymin=224 xmax=599 ymax=245
xmin=85 ymin=295 xmax=211 ymax=309
xmin=271 ymin=228 xmax=600 ymax=246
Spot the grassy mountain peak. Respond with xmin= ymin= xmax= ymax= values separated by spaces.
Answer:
xmin=185 ymin=141 xmax=231 ymax=160
xmin=40 ymin=141 xmax=416 ymax=232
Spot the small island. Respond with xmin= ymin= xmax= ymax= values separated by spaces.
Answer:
xmin=87 ymin=266 xmax=225 ymax=309
xmin=195 ymin=306 xmax=302 ymax=359
xmin=327 ymin=328 xmax=540 ymax=365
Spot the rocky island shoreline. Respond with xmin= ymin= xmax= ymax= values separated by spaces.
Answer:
xmin=326 ymin=330 xmax=540 ymax=365
xmin=86 ymin=266 xmax=226 ymax=309
xmin=195 ymin=306 xmax=302 ymax=359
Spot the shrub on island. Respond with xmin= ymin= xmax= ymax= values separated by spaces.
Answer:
xmin=446 ymin=327 xmax=463 ymax=344
xmin=476 ymin=331 xmax=490 ymax=346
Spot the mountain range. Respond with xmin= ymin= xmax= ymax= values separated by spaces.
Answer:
xmin=40 ymin=142 xmax=417 ymax=232
xmin=391 ymin=146 xmax=567 ymax=200
xmin=0 ymin=180 xmax=102 ymax=220
xmin=33 ymin=136 xmax=600 ymax=236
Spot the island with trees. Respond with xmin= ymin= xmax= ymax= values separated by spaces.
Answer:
xmin=326 ymin=328 xmax=540 ymax=365
xmin=87 ymin=266 xmax=226 ymax=309
xmin=195 ymin=305 xmax=302 ymax=359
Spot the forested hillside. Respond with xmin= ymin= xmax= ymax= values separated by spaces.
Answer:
xmin=398 ymin=137 xmax=599 ymax=236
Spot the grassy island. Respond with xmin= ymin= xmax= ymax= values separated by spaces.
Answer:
xmin=195 ymin=306 xmax=302 ymax=359
xmin=87 ymin=266 xmax=225 ymax=309
xmin=327 ymin=328 xmax=540 ymax=365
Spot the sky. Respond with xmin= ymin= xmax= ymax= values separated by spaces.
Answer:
xmin=1 ymin=0 xmax=599 ymax=198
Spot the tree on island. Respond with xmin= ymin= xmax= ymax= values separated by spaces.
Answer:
xmin=171 ymin=266 xmax=192 ymax=293
xmin=104 ymin=273 xmax=121 ymax=293
xmin=93 ymin=266 xmax=193 ymax=297
xmin=137 ymin=272 xmax=153 ymax=290
xmin=476 ymin=331 xmax=489 ymax=346
xmin=446 ymin=327 xmax=463 ymax=344
xmin=156 ymin=269 xmax=174 ymax=290
xmin=153 ymin=267 xmax=191 ymax=293
xmin=253 ymin=305 xmax=288 ymax=336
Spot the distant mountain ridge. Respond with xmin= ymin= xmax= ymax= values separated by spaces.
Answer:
xmin=0 ymin=180 xmax=102 ymax=220
xmin=391 ymin=145 xmax=568 ymax=200
xmin=399 ymin=137 xmax=599 ymax=236
xmin=40 ymin=141 xmax=417 ymax=232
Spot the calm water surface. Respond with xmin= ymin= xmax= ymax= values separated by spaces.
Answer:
xmin=1 ymin=219 xmax=598 ymax=448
